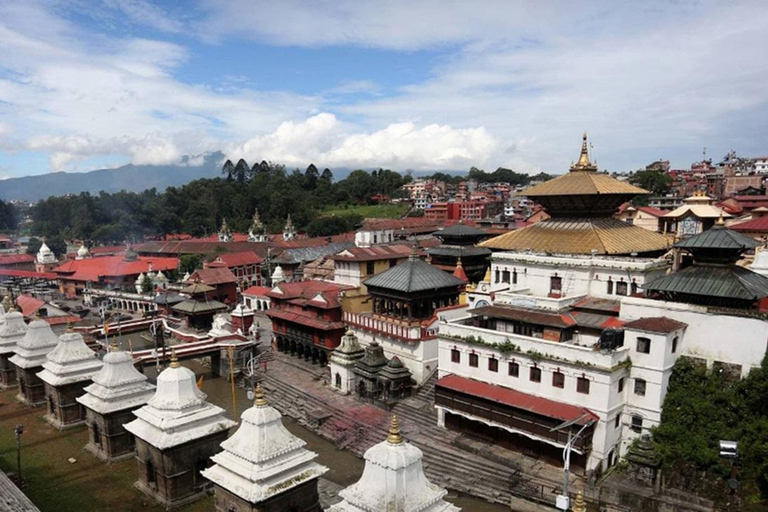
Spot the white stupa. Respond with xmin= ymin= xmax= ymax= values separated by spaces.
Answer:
xmin=271 ymin=265 xmax=285 ymax=285
xmin=9 ymin=316 xmax=60 ymax=371
xmin=0 ymin=308 xmax=28 ymax=388
xmin=77 ymin=343 xmax=156 ymax=415
xmin=124 ymin=351 xmax=237 ymax=450
xmin=37 ymin=241 xmax=57 ymax=264
xmin=202 ymin=384 xmax=328 ymax=507
xmin=76 ymin=243 xmax=90 ymax=260
xmin=750 ymin=248 xmax=768 ymax=278
xmin=329 ymin=416 xmax=460 ymax=512
xmin=37 ymin=328 xmax=102 ymax=388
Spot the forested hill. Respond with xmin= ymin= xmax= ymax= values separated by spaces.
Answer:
xmin=0 ymin=152 xmax=226 ymax=202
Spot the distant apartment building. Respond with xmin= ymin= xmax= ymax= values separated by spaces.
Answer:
xmin=424 ymin=200 xmax=503 ymax=221
xmin=753 ymin=157 xmax=768 ymax=174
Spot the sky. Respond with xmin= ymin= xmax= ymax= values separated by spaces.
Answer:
xmin=0 ymin=0 xmax=767 ymax=179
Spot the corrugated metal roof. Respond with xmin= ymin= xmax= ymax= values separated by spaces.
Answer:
xmin=480 ymin=217 xmax=669 ymax=255
xmin=645 ymin=264 xmax=768 ymax=301
xmin=675 ymin=226 xmax=759 ymax=250
xmin=172 ymin=299 xmax=228 ymax=314
xmin=470 ymin=305 xmax=576 ymax=328
xmin=425 ymin=245 xmax=492 ymax=257
xmin=363 ymin=258 xmax=465 ymax=293
xmin=523 ymin=171 xmax=648 ymax=197
xmin=436 ymin=223 xmax=488 ymax=237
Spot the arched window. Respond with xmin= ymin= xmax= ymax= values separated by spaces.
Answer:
xmin=92 ymin=422 xmax=102 ymax=447
xmin=146 ymin=458 xmax=156 ymax=485
xmin=606 ymin=278 xmax=613 ymax=295
xmin=672 ymin=336 xmax=679 ymax=353
xmin=335 ymin=373 xmax=342 ymax=388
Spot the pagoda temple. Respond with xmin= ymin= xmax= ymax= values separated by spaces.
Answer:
xmin=328 ymin=416 xmax=460 ymax=512
xmin=124 ymin=352 xmax=236 ymax=508
xmin=0 ymin=307 xmax=27 ymax=389
xmin=426 ymin=222 xmax=491 ymax=282
xmin=645 ymin=223 xmax=768 ymax=309
xmin=9 ymin=316 xmax=59 ymax=406
xmin=77 ymin=342 xmax=156 ymax=462
xmin=481 ymin=133 xmax=669 ymax=256
xmin=172 ymin=282 xmax=228 ymax=331
xmin=202 ymin=385 xmax=328 ymax=512
xmin=37 ymin=326 xmax=103 ymax=429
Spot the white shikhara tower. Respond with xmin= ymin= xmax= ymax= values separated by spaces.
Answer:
xmin=37 ymin=327 xmax=103 ymax=428
xmin=77 ymin=343 xmax=156 ymax=461
xmin=0 ymin=308 xmax=28 ymax=389
xmin=9 ymin=316 xmax=60 ymax=405
xmin=203 ymin=384 xmax=328 ymax=511
xmin=329 ymin=416 xmax=460 ymax=512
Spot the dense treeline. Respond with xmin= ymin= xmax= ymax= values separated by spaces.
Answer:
xmin=0 ymin=199 xmax=17 ymax=231
xmin=653 ymin=357 xmax=768 ymax=506
xmin=423 ymin=167 xmax=553 ymax=186
xmin=29 ymin=162 xmax=410 ymax=243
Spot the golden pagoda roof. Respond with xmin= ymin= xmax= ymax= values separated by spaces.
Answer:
xmin=480 ymin=217 xmax=670 ymax=255
xmin=524 ymin=170 xmax=648 ymax=197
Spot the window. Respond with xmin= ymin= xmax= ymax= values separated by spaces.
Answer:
xmin=92 ymin=422 xmax=102 ymax=447
xmin=508 ymin=361 xmax=519 ymax=377
xmin=146 ymin=458 xmax=156 ymax=485
xmin=488 ymin=357 xmax=499 ymax=372
xmin=512 ymin=269 xmax=518 ymax=285
xmin=552 ymin=371 xmax=565 ymax=388
xmin=606 ymin=279 xmax=613 ymax=295
xmin=389 ymin=259 xmax=398 ymax=268
xmin=672 ymin=336 xmax=678 ymax=353
xmin=451 ymin=349 xmax=461 ymax=363
xmin=495 ymin=269 xmax=500 ymax=283
xmin=530 ymin=366 xmax=541 ymax=383
xmin=636 ymin=337 xmax=651 ymax=354
xmin=634 ymin=378 xmax=646 ymax=396
xmin=577 ymin=377 xmax=590 ymax=394
xmin=335 ymin=373 xmax=342 ymax=388
xmin=550 ymin=276 xmax=562 ymax=297
xmin=502 ymin=270 xmax=510 ymax=283
xmin=469 ymin=353 xmax=479 ymax=367
xmin=366 ymin=261 xmax=375 ymax=275
xmin=625 ymin=218 xmax=634 ymax=225
xmin=618 ymin=377 xmax=625 ymax=393
xmin=631 ymin=415 xmax=643 ymax=433
xmin=615 ymin=414 xmax=621 ymax=428
xmin=631 ymin=282 xmax=638 ymax=294
xmin=616 ymin=281 xmax=628 ymax=296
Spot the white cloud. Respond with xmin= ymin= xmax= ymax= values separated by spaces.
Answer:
xmin=228 ymin=113 xmax=498 ymax=170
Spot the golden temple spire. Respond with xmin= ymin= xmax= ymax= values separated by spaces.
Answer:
xmin=570 ymin=132 xmax=598 ymax=172
xmin=170 ymin=349 xmax=179 ymax=368
xmin=387 ymin=415 xmax=403 ymax=445
xmin=717 ymin=211 xmax=725 ymax=226
xmin=110 ymin=338 xmax=119 ymax=352
xmin=572 ymin=491 xmax=587 ymax=512
xmin=253 ymin=383 xmax=267 ymax=407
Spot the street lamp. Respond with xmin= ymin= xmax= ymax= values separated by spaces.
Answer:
xmin=14 ymin=424 xmax=23 ymax=486
xmin=550 ymin=413 xmax=595 ymax=510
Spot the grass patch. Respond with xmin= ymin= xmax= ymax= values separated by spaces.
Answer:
xmin=0 ymin=389 xmax=211 ymax=512
xmin=321 ymin=203 xmax=409 ymax=219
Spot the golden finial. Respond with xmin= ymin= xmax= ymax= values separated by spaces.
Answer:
xmin=456 ymin=257 xmax=464 ymax=268
xmin=482 ymin=266 xmax=491 ymax=284
xmin=110 ymin=338 xmax=119 ymax=352
xmin=34 ymin=310 xmax=42 ymax=319
xmin=572 ymin=491 xmax=587 ymax=512
xmin=66 ymin=322 xmax=74 ymax=333
xmin=253 ymin=383 xmax=267 ymax=406
xmin=170 ymin=349 xmax=179 ymax=368
xmin=716 ymin=211 xmax=725 ymax=226
xmin=570 ymin=132 xmax=597 ymax=172
xmin=387 ymin=415 xmax=403 ymax=445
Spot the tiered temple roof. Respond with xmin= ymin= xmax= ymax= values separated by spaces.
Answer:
xmin=77 ymin=344 xmax=156 ymax=415
xmin=9 ymin=317 xmax=60 ymax=369
xmin=37 ymin=328 xmax=102 ymax=387
xmin=202 ymin=385 xmax=328 ymax=504
xmin=124 ymin=352 xmax=236 ymax=449
xmin=330 ymin=329 xmax=365 ymax=366
xmin=0 ymin=309 xmax=27 ymax=355
xmin=364 ymin=249 xmax=465 ymax=294
xmin=328 ymin=416 xmax=459 ymax=512
xmin=481 ymin=134 xmax=669 ymax=255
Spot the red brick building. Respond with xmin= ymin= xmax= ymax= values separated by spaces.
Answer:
xmin=187 ymin=267 xmax=238 ymax=306
xmin=424 ymin=200 xmax=503 ymax=221
xmin=267 ymin=281 xmax=352 ymax=366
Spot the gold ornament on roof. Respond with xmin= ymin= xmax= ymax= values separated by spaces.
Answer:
xmin=572 ymin=490 xmax=587 ymax=512
xmin=570 ymin=132 xmax=598 ymax=172
xmin=110 ymin=339 xmax=119 ymax=352
xmin=716 ymin=211 xmax=725 ymax=226
xmin=253 ymin=383 xmax=267 ymax=406
xmin=387 ymin=415 xmax=403 ymax=445
xmin=170 ymin=349 xmax=179 ymax=368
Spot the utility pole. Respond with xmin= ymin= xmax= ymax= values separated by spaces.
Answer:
xmin=550 ymin=414 xmax=595 ymax=510
xmin=14 ymin=424 xmax=23 ymax=486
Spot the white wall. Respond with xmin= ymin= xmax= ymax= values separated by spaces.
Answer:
xmin=334 ymin=261 xmax=363 ymax=287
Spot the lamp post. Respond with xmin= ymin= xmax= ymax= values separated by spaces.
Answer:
xmin=550 ymin=414 xmax=595 ymax=510
xmin=14 ymin=424 xmax=23 ymax=486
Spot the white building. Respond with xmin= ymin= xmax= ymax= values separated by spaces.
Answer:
xmin=329 ymin=329 xmax=366 ymax=394
xmin=202 ymin=385 xmax=328 ymax=511
xmin=328 ymin=415 xmax=460 ymax=512
xmin=753 ymin=156 xmax=768 ymax=174
xmin=0 ymin=308 xmax=27 ymax=389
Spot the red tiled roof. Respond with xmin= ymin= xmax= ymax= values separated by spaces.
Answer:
xmin=729 ymin=216 xmax=768 ymax=233
xmin=242 ymin=286 xmax=272 ymax=297
xmin=436 ymin=374 xmax=597 ymax=425
xmin=267 ymin=280 xmax=352 ymax=309
xmin=189 ymin=267 xmax=238 ymax=285
xmin=637 ymin=206 xmax=667 ymax=217
xmin=209 ymin=251 xmax=264 ymax=267
xmin=0 ymin=254 xmax=35 ymax=265
xmin=624 ymin=316 xmax=687 ymax=334
xmin=470 ymin=305 xmax=576 ymax=329
xmin=15 ymin=294 xmax=45 ymax=316
xmin=265 ymin=308 xmax=345 ymax=331
xmin=54 ymin=255 xmax=179 ymax=282
xmin=0 ymin=269 xmax=57 ymax=279
xmin=89 ymin=245 xmax=128 ymax=256
xmin=333 ymin=244 xmax=414 ymax=262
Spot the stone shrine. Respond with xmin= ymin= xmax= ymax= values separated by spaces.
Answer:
xmin=77 ymin=342 xmax=156 ymax=462
xmin=37 ymin=326 xmax=103 ymax=429
xmin=124 ymin=351 xmax=236 ymax=509
xmin=9 ymin=316 xmax=59 ymax=406
xmin=0 ymin=308 xmax=27 ymax=389
xmin=203 ymin=385 xmax=328 ymax=512
xmin=329 ymin=329 xmax=365 ymax=394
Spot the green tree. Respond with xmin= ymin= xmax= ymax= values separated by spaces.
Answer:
xmin=140 ymin=274 xmax=154 ymax=293
xmin=179 ymin=254 xmax=203 ymax=274
xmin=221 ymin=159 xmax=235 ymax=180
xmin=0 ymin=200 xmax=17 ymax=231
xmin=630 ymin=170 xmax=672 ymax=195
xmin=234 ymin=158 xmax=250 ymax=183
xmin=26 ymin=237 xmax=42 ymax=255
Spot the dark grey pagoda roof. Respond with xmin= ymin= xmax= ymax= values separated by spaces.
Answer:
xmin=354 ymin=341 xmax=388 ymax=378
xmin=436 ymin=223 xmax=487 ymax=238
xmin=363 ymin=250 xmax=466 ymax=293
xmin=172 ymin=299 xmax=228 ymax=314
xmin=272 ymin=242 xmax=354 ymax=265
xmin=378 ymin=356 xmax=412 ymax=382
xmin=153 ymin=292 xmax=185 ymax=305
xmin=426 ymin=245 xmax=492 ymax=258
xmin=675 ymin=225 xmax=759 ymax=251
xmin=645 ymin=265 xmax=768 ymax=303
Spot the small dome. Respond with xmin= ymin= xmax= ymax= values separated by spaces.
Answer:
xmin=77 ymin=243 xmax=89 ymax=258
xmin=387 ymin=356 xmax=404 ymax=368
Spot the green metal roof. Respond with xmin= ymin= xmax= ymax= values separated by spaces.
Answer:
xmin=645 ymin=264 xmax=768 ymax=301
xmin=674 ymin=226 xmax=759 ymax=251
